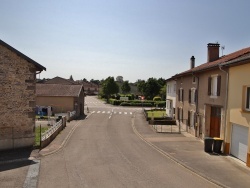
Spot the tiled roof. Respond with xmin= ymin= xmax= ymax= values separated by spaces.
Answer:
xmin=0 ymin=39 xmax=46 ymax=71
xmin=175 ymin=46 xmax=250 ymax=77
xmin=44 ymin=77 xmax=77 ymax=85
xmin=36 ymin=84 xmax=83 ymax=97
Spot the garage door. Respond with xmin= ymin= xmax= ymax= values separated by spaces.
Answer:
xmin=231 ymin=124 xmax=249 ymax=163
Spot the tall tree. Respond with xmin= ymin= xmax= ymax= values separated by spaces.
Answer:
xmin=157 ymin=77 xmax=166 ymax=87
xmin=69 ymin=75 xmax=74 ymax=81
xmin=136 ymin=79 xmax=146 ymax=95
xmin=144 ymin=78 xmax=161 ymax=100
xmin=101 ymin=77 xmax=119 ymax=102
xmin=121 ymin=81 xmax=131 ymax=94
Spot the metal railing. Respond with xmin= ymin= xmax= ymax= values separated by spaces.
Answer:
xmin=69 ymin=111 xmax=76 ymax=117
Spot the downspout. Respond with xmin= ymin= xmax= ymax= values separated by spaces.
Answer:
xmin=193 ymin=72 xmax=200 ymax=137
xmin=219 ymin=64 xmax=229 ymax=153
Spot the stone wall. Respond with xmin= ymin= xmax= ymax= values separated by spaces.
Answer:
xmin=0 ymin=44 xmax=37 ymax=150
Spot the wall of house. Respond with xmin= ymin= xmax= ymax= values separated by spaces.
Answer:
xmin=166 ymin=80 xmax=176 ymax=118
xmin=176 ymin=75 xmax=198 ymax=136
xmin=197 ymin=68 xmax=228 ymax=139
xmin=225 ymin=63 xmax=250 ymax=164
xmin=0 ymin=45 xmax=37 ymax=150
xmin=74 ymin=89 xmax=85 ymax=116
xmin=36 ymin=96 xmax=74 ymax=114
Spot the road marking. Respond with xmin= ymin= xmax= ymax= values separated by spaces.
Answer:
xmin=107 ymin=111 xmax=110 ymax=114
xmin=130 ymin=112 xmax=133 ymax=115
xmin=97 ymin=111 xmax=100 ymax=113
xmin=124 ymin=112 xmax=127 ymax=115
xmin=102 ymin=111 xmax=105 ymax=113
xmin=119 ymin=112 xmax=122 ymax=114
xmin=23 ymin=159 xmax=40 ymax=188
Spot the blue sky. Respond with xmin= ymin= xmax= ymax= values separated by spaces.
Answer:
xmin=1 ymin=0 xmax=250 ymax=82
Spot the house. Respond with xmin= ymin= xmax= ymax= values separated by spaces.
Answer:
xmin=220 ymin=54 xmax=250 ymax=166
xmin=166 ymin=77 xmax=176 ymax=118
xmin=36 ymin=84 xmax=85 ymax=116
xmin=42 ymin=76 xmax=76 ymax=85
xmin=0 ymin=39 xmax=46 ymax=150
xmin=172 ymin=43 xmax=250 ymax=141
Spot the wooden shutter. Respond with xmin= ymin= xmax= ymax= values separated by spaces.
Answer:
xmin=217 ymin=75 xmax=221 ymax=96
xmin=189 ymin=89 xmax=191 ymax=103
xmin=188 ymin=111 xmax=190 ymax=126
xmin=181 ymin=108 xmax=184 ymax=122
xmin=182 ymin=90 xmax=184 ymax=102
xmin=178 ymin=89 xmax=180 ymax=101
xmin=208 ymin=77 xmax=211 ymax=96
xmin=246 ymin=87 xmax=250 ymax=109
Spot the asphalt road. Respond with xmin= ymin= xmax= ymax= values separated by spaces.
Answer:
xmin=38 ymin=96 xmax=218 ymax=188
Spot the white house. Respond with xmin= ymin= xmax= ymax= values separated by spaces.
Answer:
xmin=166 ymin=77 xmax=176 ymax=118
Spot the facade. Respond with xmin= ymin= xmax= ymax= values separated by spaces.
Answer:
xmin=166 ymin=78 xmax=176 ymax=118
xmin=221 ymin=55 xmax=250 ymax=166
xmin=172 ymin=43 xmax=250 ymax=143
xmin=0 ymin=39 xmax=46 ymax=150
xmin=36 ymin=84 xmax=85 ymax=116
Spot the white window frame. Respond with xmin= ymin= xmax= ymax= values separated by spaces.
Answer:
xmin=180 ymin=88 xmax=183 ymax=102
xmin=191 ymin=88 xmax=196 ymax=104
xmin=210 ymin=74 xmax=218 ymax=97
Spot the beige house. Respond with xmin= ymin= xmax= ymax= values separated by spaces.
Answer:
xmin=221 ymin=54 xmax=250 ymax=166
xmin=36 ymin=84 xmax=85 ymax=116
xmin=172 ymin=43 xmax=250 ymax=142
xmin=0 ymin=39 xmax=46 ymax=150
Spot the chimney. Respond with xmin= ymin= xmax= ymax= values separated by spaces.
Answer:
xmin=207 ymin=43 xmax=220 ymax=62
xmin=190 ymin=56 xmax=195 ymax=69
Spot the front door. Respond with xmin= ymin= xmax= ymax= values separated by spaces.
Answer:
xmin=210 ymin=107 xmax=221 ymax=137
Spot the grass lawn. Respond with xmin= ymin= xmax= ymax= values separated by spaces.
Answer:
xmin=35 ymin=126 xmax=49 ymax=147
xmin=147 ymin=110 xmax=166 ymax=118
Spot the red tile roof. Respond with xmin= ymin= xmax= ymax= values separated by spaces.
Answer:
xmin=36 ymin=84 xmax=83 ymax=97
xmin=175 ymin=46 xmax=250 ymax=77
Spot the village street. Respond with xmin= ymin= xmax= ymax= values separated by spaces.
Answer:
xmin=37 ymin=97 xmax=218 ymax=188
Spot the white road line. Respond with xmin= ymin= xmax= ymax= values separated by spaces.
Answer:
xmin=124 ymin=112 xmax=127 ymax=115
xmin=97 ymin=111 xmax=100 ymax=113
xmin=107 ymin=111 xmax=110 ymax=114
xmin=130 ymin=112 xmax=133 ymax=115
xmin=102 ymin=111 xmax=105 ymax=113
xmin=119 ymin=112 xmax=122 ymax=114
xmin=23 ymin=159 xmax=40 ymax=188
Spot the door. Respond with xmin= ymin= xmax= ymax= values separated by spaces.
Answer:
xmin=210 ymin=107 xmax=221 ymax=137
xmin=231 ymin=124 xmax=248 ymax=163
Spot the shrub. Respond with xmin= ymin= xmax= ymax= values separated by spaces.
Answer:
xmin=155 ymin=101 xmax=166 ymax=108
xmin=120 ymin=102 xmax=130 ymax=106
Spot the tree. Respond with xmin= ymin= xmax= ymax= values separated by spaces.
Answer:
xmin=159 ymin=85 xmax=166 ymax=100
xmin=158 ymin=77 xmax=166 ymax=87
xmin=121 ymin=81 xmax=131 ymax=94
xmin=101 ymin=77 xmax=119 ymax=102
xmin=144 ymin=78 xmax=161 ymax=100
xmin=136 ymin=79 xmax=146 ymax=95
xmin=90 ymin=79 xmax=100 ymax=85
xmin=69 ymin=75 xmax=74 ymax=81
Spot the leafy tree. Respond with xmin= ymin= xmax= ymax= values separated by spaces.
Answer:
xmin=136 ymin=79 xmax=146 ymax=94
xmin=144 ymin=78 xmax=161 ymax=100
xmin=121 ymin=81 xmax=131 ymax=94
xmin=90 ymin=79 xmax=100 ymax=85
xmin=157 ymin=77 xmax=166 ymax=87
xmin=159 ymin=85 xmax=166 ymax=100
xmin=101 ymin=77 xmax=119 ymax=102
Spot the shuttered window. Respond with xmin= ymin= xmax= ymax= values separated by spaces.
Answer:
xmin=208 ymin=75 xmax=221 ymax=97
xmin=179 ymin=88 xmax=184 ymax=102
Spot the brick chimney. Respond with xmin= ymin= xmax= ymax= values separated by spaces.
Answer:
xmin=207 ymin=43 xmax=220 ymax=62
xmin=190 ymin=56 xmax=195 ymax=69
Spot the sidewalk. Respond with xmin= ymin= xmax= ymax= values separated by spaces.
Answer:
xmin=134 ymin=113 xmax=250 ymax=188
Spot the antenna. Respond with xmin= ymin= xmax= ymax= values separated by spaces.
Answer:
xmin=221 ymin=45 xmax=225 ymax=56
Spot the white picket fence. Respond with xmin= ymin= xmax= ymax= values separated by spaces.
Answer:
xmin=41 ymin=119 xmax=63 ymax=141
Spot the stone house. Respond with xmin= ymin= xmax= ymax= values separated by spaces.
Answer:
xmin=0 ymin=39 xmax=46 ymax=150
xmin=36 ymin=84 xmax=85 ymax=116
xmin=172 ymin=43 xmax=250 ymax=142
xmin=220 ymin=54 xmax=250 ymax=166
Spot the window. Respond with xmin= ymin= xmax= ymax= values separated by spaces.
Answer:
xmin=179 ymin=88 xmax=184 ymax=102
xmin=178 ymin=107 xmax=183 ymax=122
xmin=246 ymin=86 xmax=250 ymax=111
xmin=189 ymin=88 xmax=197 ymax=104
xmin=188 ymin=111 xmax=195 ymax=127
xmin=208 ymin=75 xmax=221 ymax=97
xmin=167 ymin=84 xmax=171 ymax=94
